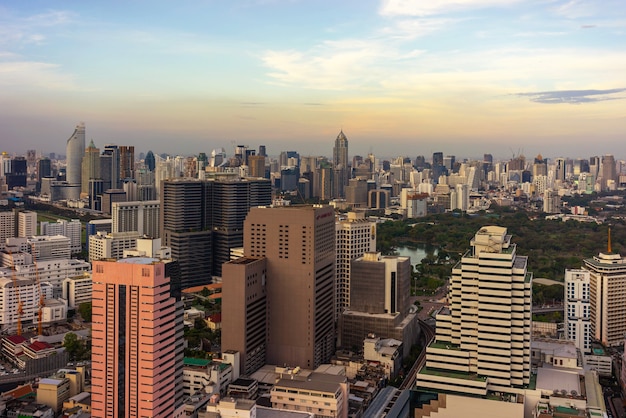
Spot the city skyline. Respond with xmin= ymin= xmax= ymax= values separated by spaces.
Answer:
xmin=1 ymin=1 xmax=625 ymax=158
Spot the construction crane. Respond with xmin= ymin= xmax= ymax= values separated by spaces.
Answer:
xmin=7 ymin=250 xmax=23 ymax=336
xmin=32 ymin=243 xmax=44 ymax=336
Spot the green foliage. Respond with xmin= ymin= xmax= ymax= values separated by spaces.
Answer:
xmin=78 ymin=302 xmax=92 ymax=322
xmin=63 ymin=332 xmax=90 ymax=361
xmin=377 ymin=210 xmax=624 ymax=281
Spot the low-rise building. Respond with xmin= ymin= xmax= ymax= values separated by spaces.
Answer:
xmin=270 ymin=372 xmax=348 ymax=418
xmin=183 ymin=357 xmax=233 ymax=397
xmin=37 ymin=377 xmax=71 ymax=414
xmin=62 ymin=274 xmax=92 ymax=309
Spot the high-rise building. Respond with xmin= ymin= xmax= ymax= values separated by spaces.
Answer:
xmin=17 ymin=211 xmax=37 ymax=238
xmin=160 ymin=175 xmax=271 ymax=287
xmin=101 ymin=144 xmax=120 ymax=190
xmin=333 ymin=130 xmax=349 ymax=198
xmin=221 ymin=257 xmax=267 ymax=376
xmin=340 ymin=252 xmax=418 ymax=357
xmin=416 ymin=226 xmax=532 ymax=392
xmin=583 ymin=244 xmax=626 ymax=347
xmin=243 ymin=205 xmax=336 ymax=369
xmin=119 ymin=145 xmax=135 ymax=181
xmin=432 ymin=152 xmax=444 ymax=184
xmin=65 ymin=123 xmax=85 ymax=187
xmin=248 ymin=155 xmax=266 ymax=178
xmin=81 ymin=140 xmax=101 ymax=196
xmin=600 ymin=154 xmax=617 ymax=191
xmin=564 ymin=269 xmax=591 ymax=354
xmin=91 ymin=254 xmax=184 ymax=418
xmin=144 ymin=150 xmax=156 ymax=172
xmin=160 ymin=178 xmax=213 ymax=289
xmin=335 ymin=212 xmax=376 ymax=318
xmin=112 ymin=200 xmax=160 ymax=238
xmin=40 ymin=219 xmax=82 ymax=254
xmin=555 ymin=157 xmax=566 ymax=182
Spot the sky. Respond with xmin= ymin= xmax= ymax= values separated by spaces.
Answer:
xmin=1 ymin=0 xmax=625 ymax=160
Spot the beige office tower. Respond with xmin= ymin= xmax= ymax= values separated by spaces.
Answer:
xmin=584 ymin=248 xmax=626 ymax=347
xmin=416 ymin=226 xmax=532 ymax=393
xmin=335 ymin=212 xmax=376 ymax=319
xmin=244 ymin=205 xmax=335 ymax=370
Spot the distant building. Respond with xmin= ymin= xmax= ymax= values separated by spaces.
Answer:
xmin=112 ymin=200 xmax=160 ymax=238
xmin=40 ymin=219 xmax=82 ymax=254
xmin=66 ymin=123 xmax=85 ymax=189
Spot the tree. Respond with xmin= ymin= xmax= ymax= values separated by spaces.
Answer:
xmin=63 ymin=332 xmax=85 ymax=361
xmin=78 ymin=302 xmax=92 ymax=322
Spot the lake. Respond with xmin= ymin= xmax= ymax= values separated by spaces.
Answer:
xmin=394 ymin=244 xmax=439 ymax=265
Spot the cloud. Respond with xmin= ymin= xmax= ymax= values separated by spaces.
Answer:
xmin=379 ymin=0 xmax=522 ymax=17
xmin=261 ymin=39 xmax=403 ymax=90
xmin=0 ymin=10 xmax=75 ymax=46
xmin=515 ymin=88 xmax=626 ymax=104
xmin=378 ymin=17 xmax=463 ymax=40
xmin=0 ymin=58 xmax=87 ymax=91
xmin=580 ymin=24 xmax=596 ymax=29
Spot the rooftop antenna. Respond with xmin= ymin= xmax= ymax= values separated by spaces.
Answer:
xmin=608 ymin=227 xmax=612 ymax=254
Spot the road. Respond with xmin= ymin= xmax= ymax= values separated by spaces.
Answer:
xmin=399 ymin=319 xmax=435 ymax=390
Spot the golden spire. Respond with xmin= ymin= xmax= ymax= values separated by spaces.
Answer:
xmin=608 ymin=227 xmax=612 ymax=254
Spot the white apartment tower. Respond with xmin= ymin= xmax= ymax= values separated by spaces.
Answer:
xmin=564 ymin=269 xmax=591 ymax=354
xmin=17 ymin=211 xmax=37 ymax=238
xmin=416 ymin=226 xmax=532 ymax=394
xmin=335 ymin=212 xmax=376 ymax=318
xmin=583 ymin=242 xmax=626 ymax=347
xmin=112 ymin=200 xmax=160 ymax=238
xmin=40 ymin=219 xmax=82 ymax=254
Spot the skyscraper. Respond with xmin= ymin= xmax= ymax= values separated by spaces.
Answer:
xmin=583 ymin=244 xmax=626 ymax=347
xmin=416 ymin=226 xmax=532 ymax=392
xmin=333 ymin=130 xmax=349 ymax=198
xmin=65 ymin=122 xmax=85 ymax=187
xmin=221 ymin=256 xmax=267 ymax=376
xmin=335 ymin=212 xmax=376 ymax=318
xmin=160 ymin=174 xmax=271 ymax=287
xmin=244 ymin=205 xmax=336 ymax=369
xmin=600 ymin=154 xmax=617 ymax=191
xmin=81 ymin=140 xmax=100 ymax=196
xmin=160 ymin=178 xmax=213 ymax=289
xmin=120 ymin=145 xmax=135 ymax=181
xmin=91 ymin=254 xmax=184 ymax=418
xmin=144 ymin=150 xmax=156 ymax=172
xmin=564 ymin=269 xmax=591 ymax=354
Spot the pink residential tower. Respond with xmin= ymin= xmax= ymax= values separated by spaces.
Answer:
xmin=91 ymin=256 xmax=184 ymax=417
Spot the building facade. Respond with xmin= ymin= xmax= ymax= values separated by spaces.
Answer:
xmin=416 ymin=226 xmax=532 ymax=393
xmin=583 ymin=250 xmax=626 ymax=347
xmin=244 ymin=205 xmax=336 ymax=369
xmin=91 ymin=256 xmax=184 ymax=418
xmin=564 ymin=269 xmax=591 ymax=354
xmin=112 ymin=200 xmax=160 ymax=238
xmin=335 ymin=212 xmax=376 ymax=318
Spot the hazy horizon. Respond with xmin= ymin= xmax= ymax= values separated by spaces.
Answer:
xmin=1 ymin=1 xmax=625 ymax=160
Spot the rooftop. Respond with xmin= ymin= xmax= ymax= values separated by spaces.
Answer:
xmin=418 ymin=367 xmax=487 ymax=382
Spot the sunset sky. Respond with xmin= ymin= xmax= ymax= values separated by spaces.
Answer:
xmin=1 ymin=0 xmax=625 ymax=160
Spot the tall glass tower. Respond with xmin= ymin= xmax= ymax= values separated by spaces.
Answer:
xmin=333 ymin=130 xmax=349 ymax=198
xmin=65 ymin=122 xmax=85 ymax=186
